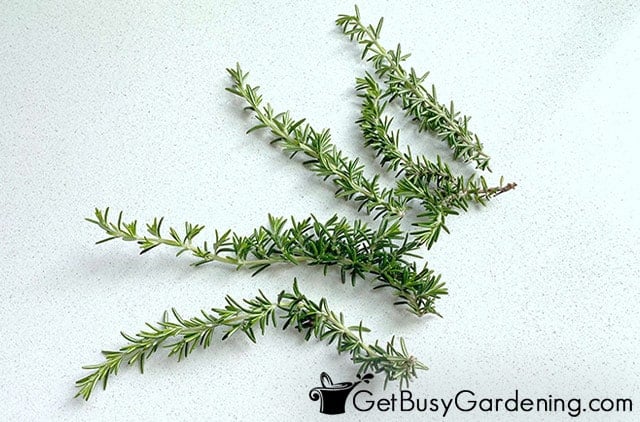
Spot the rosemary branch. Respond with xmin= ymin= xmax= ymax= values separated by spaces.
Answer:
xmin=88 ymin=208 xmax=408 ymax=274
xmin=75 ymin=280 xmax=428 ymax=400
xmin=337 ymin=6 xmax=492 ymax=171
xmin=226 ymin=63 xmax=408 ymax=219
xmin=88 ymin=208 xmax=446 ymax=316
xmin=357 ymin=73 xmax=451 ymax=181
xmin=356 ymin=73 xmax=516 ymax=247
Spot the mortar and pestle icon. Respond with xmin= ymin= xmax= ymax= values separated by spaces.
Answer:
xmin=309 ymin=372 xmax=374 ymax=414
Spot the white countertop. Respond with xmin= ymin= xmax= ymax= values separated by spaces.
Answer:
xmin=1 ymin=1 xmax=639 ymax=420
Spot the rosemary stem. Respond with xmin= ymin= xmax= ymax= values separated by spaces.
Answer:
xmin=442 ymin=181 xmax=518 ymax=207
xmin=326 ymin=309 xmax=375 ymax=357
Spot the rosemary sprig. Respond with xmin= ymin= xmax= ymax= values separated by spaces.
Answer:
xmin=226 ymin=63 xmax=408 ymax=219
xmin=357 ymin=73 xmax=450 ymax=181
xmin=75 ymin=280 xmax=428 ymax=400
xmin=356 ymin=73 xmax=516 ymax=247
xmin=87 ymin=208 xmax=447 ymax=316
xmin=337 ymin=6 xmax=492 ymax=171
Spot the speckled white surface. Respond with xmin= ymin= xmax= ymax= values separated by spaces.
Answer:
xmin=1 ymin=1 xmax=639 ymax=420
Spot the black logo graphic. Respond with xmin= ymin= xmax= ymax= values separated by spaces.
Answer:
xmin=309 ymin=372 xmax=374 ymax=414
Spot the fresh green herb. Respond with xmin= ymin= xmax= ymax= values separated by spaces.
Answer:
xmin=355 ymin=73 xmax=516 ymax=246
xmin=75 ymin=280 xmax=427 ymax=400
xmin=337 ymin=5 xmax=492 ymax=170
xmin=226 ymin=63 xmax=408 ymax=219
xmin=226 ymin=64 xmax=514 ymax=249
xmin=87 ymin=208 xmax=446 ymax=316
xmin=78 ymin=5 xmax=515 ymax=401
